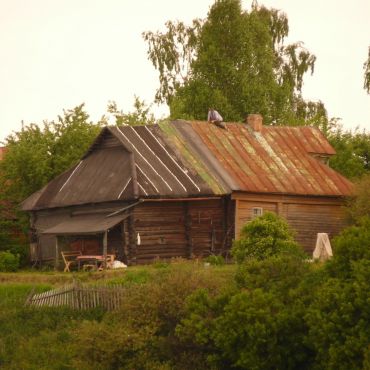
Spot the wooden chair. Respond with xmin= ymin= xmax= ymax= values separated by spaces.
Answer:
xmin=106 ymin=254 xmax=115 ymax=269
xmin=61 ymin=251 xmax=82 ymax=272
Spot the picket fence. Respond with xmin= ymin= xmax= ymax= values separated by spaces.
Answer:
xmin=25 ymin=283 xmax=126 ymax=311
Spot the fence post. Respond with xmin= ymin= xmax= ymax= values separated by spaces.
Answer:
xmin=25 ymin=286 xmax=36 ymax=306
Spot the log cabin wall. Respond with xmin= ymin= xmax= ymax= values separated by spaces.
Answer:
xmin=233 ymin=192 xmax=347 ymax=254
xmin=132 ymin=198 xmax=230 ymax=264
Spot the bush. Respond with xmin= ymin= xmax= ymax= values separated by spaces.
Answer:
xmin=177 ymin=258 xmax=315 ymax=370
xmin=234 ymin=255 xmax=310 ymax=298
xmin=0 ymin=251 xmax=20 ymax=272
xmin=347 ymin=174 xmax=370 ymax=222
xmin=73 ymin=265 xmax=230 ymax=370
xmin=306 ymin=261 xmax=370 ymax=369
xmin=327 ymin=216 xmax=370 ymax=278
xmin=231 ymin=212 xmax=303 ymax=263
xmin=204 ymin=255 xmax=225 ymax=266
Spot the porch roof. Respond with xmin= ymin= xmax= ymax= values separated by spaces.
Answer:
xmin=42 ymin=213 xmax=128 ymax=235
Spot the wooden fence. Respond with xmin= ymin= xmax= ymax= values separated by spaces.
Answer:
xmin=25 ymin=283 xmax=126 ymax=311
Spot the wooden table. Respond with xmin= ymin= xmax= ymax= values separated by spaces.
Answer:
xmin=76 ymin=255 xmax=115 ymax=270
xmin=76 ymin=255 xmax=105 ymax=270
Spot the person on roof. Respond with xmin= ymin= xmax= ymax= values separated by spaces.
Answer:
xmin=207 ymin=108 xmax=226 ymax=128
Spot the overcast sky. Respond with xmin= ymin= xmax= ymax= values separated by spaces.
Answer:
xmin=0 ymin=0 xmax=369 ymax=142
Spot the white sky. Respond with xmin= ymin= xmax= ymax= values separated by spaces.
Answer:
xmin=0 ymin=0 xmax=369 ymax=142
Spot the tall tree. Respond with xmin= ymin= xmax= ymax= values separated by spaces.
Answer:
xmin=144 ymin=0 xmax=326 ymax=127
xmin=328 ymin=126 xmax=370 ymax=179
xmin=364 ymin=46 xmax=370 ymax=94
xmin=105 ymin=96 xmax=156 ymax=126
xmin=0 ymin=104 xmax=101 ymax=204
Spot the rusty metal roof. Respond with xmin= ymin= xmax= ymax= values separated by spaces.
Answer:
xmin=22 ymin=120 xmax=352 ymax=211
xmin=184 ymin=121 xmax=352 ymax=197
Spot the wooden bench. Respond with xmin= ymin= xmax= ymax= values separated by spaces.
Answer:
xmin=61 ymin=251 xmax=82 ymax=272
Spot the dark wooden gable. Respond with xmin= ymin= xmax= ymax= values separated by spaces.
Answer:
xmin=26 ymin=128 xmax=137 ymax=210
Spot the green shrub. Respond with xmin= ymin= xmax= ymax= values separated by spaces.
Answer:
xmin=8 ymin=243 xmax=29 ymax=267
xmin=204 ymin=255 xmax=225 ymax=266
xmin=0 ymin=251 xmax=20 ymax=272
xmin=152 ymin=259 xmax=170 ymax=269
xmin=177 ymin=289 xmax=310 ymax=370
xmin=232 ymin=212 xmax=303 ymax=263
xmin=327 ymin=216 xmax=370 ymax=278
xmin=74 ymin=265 xmax=230 ymax=369
xmin=234 ymin=255 xmax=310 ymax=298
xmin=347 ymin=174 xmax=370 ymax=222
xmin=306 ymin=261 xmax=370 ymax=370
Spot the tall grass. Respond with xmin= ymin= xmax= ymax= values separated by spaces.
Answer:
xmin=0 ymin=261 xmax=236 ymax=369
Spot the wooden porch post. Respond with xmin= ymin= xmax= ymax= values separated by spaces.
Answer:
xmin=128 ymin=214 xmax=136 ymax=265
xmin=103 ymin=230 xmax=108 ymax=269
xmin=55 ymin=236 xmax=60 ymax=270
xmin=121 ymin=220 xmax=128 ymax=264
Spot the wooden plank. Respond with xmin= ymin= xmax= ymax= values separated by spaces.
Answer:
xmin=55 ymin=237 xmax=60 ymax=270
xmin=103 ymin=231 xmax=108 ymax=269
xmin=231 ymin=191 xmax=346 ymax=206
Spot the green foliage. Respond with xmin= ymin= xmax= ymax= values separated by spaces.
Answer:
xmin=306 ymin=260 xmax=370 ymax=369
xmin=326 ymin=216 xmax=370 ymax=279
xmin=0 ymin=251 xmax=20 ymax=272
xmin=0 ymin=216 xmax=28 ymax=265
xmin=234 ymin=254 xmax=310 ymax=296
xmin=2 ymin=256 xmax=370 ymax=369
xmin=231 ymin=211 xmax=302 ymax=263
xmin=106 ymin=268 xmax=151 ymax=286
xmin=177 ymin=256 xmax=315 ymax=369
xmin=144 ymin=0 xmax=327 ymax=128
xmin=347 ymin=174 xmax=370 ymax=222
xmin=106 ymin=96 xmax=156 ymax=126
xmin=73 ymin=264 xmax=230 ymax=370
xmin=0 ymin=104 xmax=101 ymax=253
xmin=204 ymin=254 xmax=225 ymax=266
xmin=328 ymin=125 xmax=370 ymax=179
xmin=0 ymin=104 xmax=101 ymax=205
xmin=0 ymin=282 xmax=105 ymax=369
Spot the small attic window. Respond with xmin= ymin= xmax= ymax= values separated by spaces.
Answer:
xmin=252 ymin=207 xmax=263 ymax=219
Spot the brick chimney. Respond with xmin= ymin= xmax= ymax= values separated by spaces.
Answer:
xmin=246 ymin=114 xmax=263 ymax=132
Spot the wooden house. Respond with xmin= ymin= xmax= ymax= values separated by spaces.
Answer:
xmin=21 ymin=115 xmax=352 ymax=266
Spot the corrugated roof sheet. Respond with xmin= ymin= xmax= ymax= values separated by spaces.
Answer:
xmin=21 ymin=120 xmax=352 ymax=211
xmin=186 ymin=121 xmax=352 ymax=196
xmin=22 ymin=124 xmax=224 ymax=210
xmin=42 ymin=213 xmax=128 ymax=235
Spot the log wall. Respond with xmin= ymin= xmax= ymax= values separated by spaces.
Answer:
xmin=33 ymin=197 xmax=233 ymax=265
xmin=233 ymin=192 xmax=348 ymax=253
xmin=132 ymin=198 xmax=230 ymax=264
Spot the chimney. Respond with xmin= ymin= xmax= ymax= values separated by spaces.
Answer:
xmin=246 ymin=114 xmax=263 ymax=132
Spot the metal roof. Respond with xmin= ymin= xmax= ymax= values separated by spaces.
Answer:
xmin=22 ymin=124 xmax=225 ymax=210
xmin=42 ymin=213 xmax=128 ymax=235
xmin=184 ymin=121 xmax=352 ymax=196
xmin=21 ymin=120 xmax=352 ymax=211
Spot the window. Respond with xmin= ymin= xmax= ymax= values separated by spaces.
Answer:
xmin=252 ymin=207 xmax=263 ymax=219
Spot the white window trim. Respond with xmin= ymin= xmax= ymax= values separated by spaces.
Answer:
xmin=252 ymin=207 xmax=263 ymax=219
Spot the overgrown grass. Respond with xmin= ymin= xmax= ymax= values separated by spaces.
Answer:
xmin=0 ymin=261 xmax=236 ymax=369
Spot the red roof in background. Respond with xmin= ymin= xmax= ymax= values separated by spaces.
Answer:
xmin=186 ymin=121 xmax=352 ymax=197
